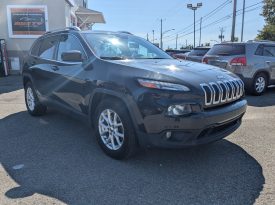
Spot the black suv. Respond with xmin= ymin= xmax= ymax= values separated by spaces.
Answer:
xmin=22 ymin=28 xmax=247 ymax=159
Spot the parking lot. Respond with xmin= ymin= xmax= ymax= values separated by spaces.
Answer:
xmin=0 ymin=76 xmax=274 ymax=205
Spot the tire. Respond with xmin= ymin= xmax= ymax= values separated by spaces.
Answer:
xmin=24 ymin=82 xmax=47 ymax=116
xmin=250 ymin=73 xmax=268 ymax=96
xmin=94 ymin=99 xmax=138 ymax=159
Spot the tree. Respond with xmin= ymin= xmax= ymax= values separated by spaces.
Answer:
xmin=257 ymin=0 xmax=275 ymax=40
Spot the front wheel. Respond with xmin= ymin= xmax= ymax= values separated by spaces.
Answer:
xmin=94 ymin=100 xmax=138 ymax=159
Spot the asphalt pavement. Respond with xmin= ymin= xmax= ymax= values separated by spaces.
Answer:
xmin=0 ymin=76 xmax=274 ymax=205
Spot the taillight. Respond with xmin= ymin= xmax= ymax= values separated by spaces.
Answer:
xmin=202 ymin=57 xmax=208 ymax=64
xmin=230 ymin=57 xmax=247 ymax=66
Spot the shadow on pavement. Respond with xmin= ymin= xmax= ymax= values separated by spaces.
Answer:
xmin=0 ymin=111 xmax=264 ymax=205
xmin=246 ymin=86 xmax=275 ymax=107
xmin=0 ymin=76 xmax=22 ymax=94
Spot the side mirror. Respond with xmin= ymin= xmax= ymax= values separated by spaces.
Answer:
xmin=61 ymin=50 xmax=83 ymax=62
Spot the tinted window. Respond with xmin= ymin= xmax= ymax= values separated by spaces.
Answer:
xmin=31 ymin=40 xmax=41 ymax=56
xmin=39 ymin=36 xmax=59 ymax=60
xmin=57 ymin=34 xmax=86 ymax=61
xmin=207 ymin=44 xmax=245 ymax=56
xmin=189 ymin=49 xmax=209 ymax=56
xmin=263 ymin=46 xmax=275 ymax=57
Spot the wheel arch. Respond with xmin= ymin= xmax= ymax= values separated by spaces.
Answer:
xmin=88 ymin=89 xmax=143 ymax=130
xmin=253 ymin=69 xmax=270 ymax=85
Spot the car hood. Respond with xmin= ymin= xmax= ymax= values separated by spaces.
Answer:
xmin=110 ymin=59 xmax=238 ymax=85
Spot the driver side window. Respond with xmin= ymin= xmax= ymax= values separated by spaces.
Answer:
xmin=57 ymin=34 xmax=86 ymax=61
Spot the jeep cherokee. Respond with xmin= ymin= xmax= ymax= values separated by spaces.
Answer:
xmin=22 ymin=28 xmax=247 ymax=159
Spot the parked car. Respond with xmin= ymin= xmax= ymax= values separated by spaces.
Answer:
xmin=185 ymin=47 xmax=211 ymax=62
xmin=203 ymin=41 xmax=275 ymax=95
xmin=166 ymin=49 xmax=190 ymax=59
xmin=22 ymin=28 xmax=247 ymax=159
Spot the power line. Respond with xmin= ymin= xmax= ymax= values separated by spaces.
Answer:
xmin=164 ymin=2 xmax=262 ymax=43
xmin=163 ymin=0 xmax=232 ymax=40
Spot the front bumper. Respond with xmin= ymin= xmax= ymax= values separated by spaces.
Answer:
xmin=136 ymin=99 xmax=247 ymax=148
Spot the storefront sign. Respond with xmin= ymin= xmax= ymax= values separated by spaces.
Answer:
xmin=7 ymin=5 xmax=49 ymax=38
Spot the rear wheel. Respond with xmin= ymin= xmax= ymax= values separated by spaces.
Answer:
xmin=24 ymin=82 xmax=47 ymax=116
xmin=94 ymin=99 xmax=137 ymax=159
xmin=250 ymin=73 xmax=268 ymax=96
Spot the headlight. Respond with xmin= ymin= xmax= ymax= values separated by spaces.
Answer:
xmin=137 ymin=79 xmax=190 ymax=91
xmin=167 ymin=104 xmax=192 ymax=116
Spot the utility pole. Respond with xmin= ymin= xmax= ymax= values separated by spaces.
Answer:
xmin=152 ymin=30 xmax=155 ymax=43
xmin=186 ymin=39 xmax=187 ymax=48
xmin=160 ymin=19 xmax=163 ymax=49
xmin=231 ymin=0 xmax=237 ymax=42
xmin=176 ymin=34 xmax=178 ymax=49
xmin=146 ymin=33 xmax=149 ymax=41
xmin=241 ymin=0 xmax=246 ymax=42
xmin=199 ymin=17 xmax=202 ymax=46
xmin=219 ymin=27 xmax=225 ymax=42
xmin=187 ymin=3 xmax=202 ymax=48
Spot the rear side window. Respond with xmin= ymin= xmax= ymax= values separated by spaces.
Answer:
xmin=57 ymin=34 xmax=86 ymax=61
xmin=38 ymin=36 xmax=59 ymax=60
xmin=263 ymin=46 xmax=275 ymax=57
xmin=207 ymin=44 xmax=245 ymax=56
xmin=189 ymin=49 xmax=209 ymax=56
xmin=31 ymin=40 xmax=41 ymax=56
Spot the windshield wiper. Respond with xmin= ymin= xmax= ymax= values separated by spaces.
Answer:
xmin=100 ymin=56 xmax=126 ymax=60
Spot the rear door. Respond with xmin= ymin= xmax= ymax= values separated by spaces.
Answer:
xmin=30 ymin=35 xmax=60 ymax=100
xmin=261 ymin=45 xmax=275 ymax=80
xmin=205 ymin=44 xmax=246 ymax=71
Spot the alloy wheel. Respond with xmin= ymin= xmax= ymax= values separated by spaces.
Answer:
xmin=26 ymin=87 xmax=35 ymax=111
xmin=98 ymin=109 xmax=125 ymax=150
xmin=255 ymin=76 xmax=266 ymax=93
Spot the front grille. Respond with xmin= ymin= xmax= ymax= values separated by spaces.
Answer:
xmin=200 ymin=79 xmax=244 ymax=107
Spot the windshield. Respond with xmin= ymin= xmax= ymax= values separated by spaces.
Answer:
xmin=83 ymin=33 xmax=171 ymax=60
xmin=207 ymin=44 xmax=245 ymax=56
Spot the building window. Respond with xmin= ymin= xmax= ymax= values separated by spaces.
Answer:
xmin=6 ymin=5 xmax=49 ymax=38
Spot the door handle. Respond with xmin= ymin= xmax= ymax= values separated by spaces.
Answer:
xmin=51 ymin=65 xmax=59 ymax=71
xmin=266 ymin=61 xmax=271 ymax=64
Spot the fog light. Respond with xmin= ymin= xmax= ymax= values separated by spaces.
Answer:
xmin=167 ymin=104 xmax=192 ymax=116
xmin=166 ymin=131 xmax=172 ymax=139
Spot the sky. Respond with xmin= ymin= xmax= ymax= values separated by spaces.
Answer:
xmin=88 ymin=0 xmax=265 ymax=49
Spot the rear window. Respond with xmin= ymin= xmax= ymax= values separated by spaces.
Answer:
xmin=30 ymin=40 xmax=41 ymax=56
xmin=189 ymin=49 xmax=209 ymax=56
xmin=207 ymin=44 xmax=245 ymax=56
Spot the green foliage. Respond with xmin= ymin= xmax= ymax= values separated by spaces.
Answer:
xmin=257 ymin=24 xmax=275 ymax=41
xmin=257 ymin=0 xmax=275 ymax=40
xmin=262 ymin=0 xmax=275 ymax=24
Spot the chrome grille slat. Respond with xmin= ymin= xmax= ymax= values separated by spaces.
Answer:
xmin=200 ymin=78 xmax=244 ymax=107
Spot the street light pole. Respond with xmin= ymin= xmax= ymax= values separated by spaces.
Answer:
xmin=231 ymin=0 xmax=237 ymax=42
xmin=187 ymin=3 xmax=202 ymax=48
xmin=161 ymin=28 xmax=175 ymax=49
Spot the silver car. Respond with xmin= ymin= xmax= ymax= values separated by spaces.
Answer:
xmin=203 ymin=41 xmax=275 ymax=95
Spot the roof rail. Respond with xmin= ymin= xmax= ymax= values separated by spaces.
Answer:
xmin=247 ymin=39 xmax=275 ymax=43
xmin=117 ymin=31 xmax=133 ymax=35
xmin=44 ymin=26 xmax=81 ymax=35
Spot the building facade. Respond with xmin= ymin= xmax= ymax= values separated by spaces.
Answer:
xmin=0 ymin=0 xmax=105 ymax=73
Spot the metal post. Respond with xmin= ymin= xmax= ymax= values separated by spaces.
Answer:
xmin=193 ymin=9 xmax=196 ymax=48
xmin=176 ymin=34 xmax=178 ymax=49
xmin=152 ymin=30 xmax=155 ymax=44
xmin=160 ymin=19 xmax=163 ymax=49
xmin=199 ymin=17 xmax=202 ymax=46
xmin=231 ymin=0 xmax=237 ymax=42
xmin=241 ymin=0 xmax=246 ymax=42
